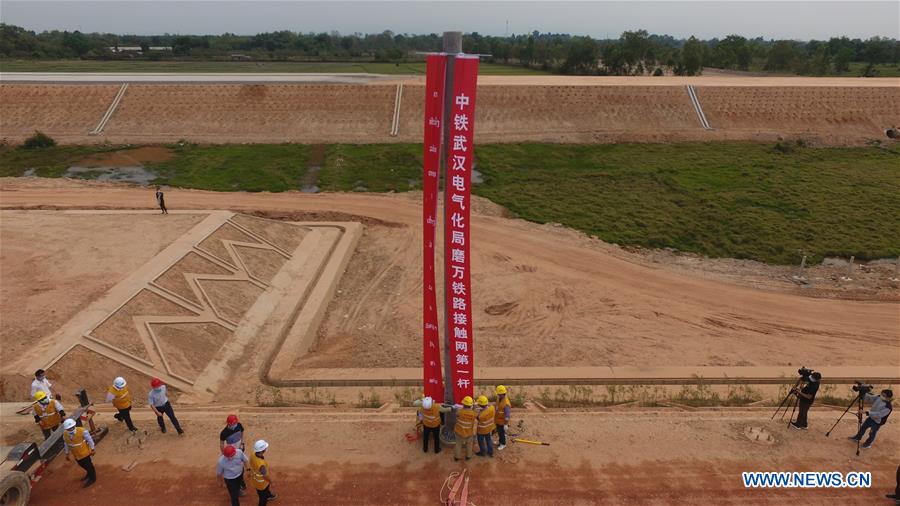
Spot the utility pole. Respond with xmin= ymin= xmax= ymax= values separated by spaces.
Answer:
xmin=440 ymin=30 xmax=462 ymax=445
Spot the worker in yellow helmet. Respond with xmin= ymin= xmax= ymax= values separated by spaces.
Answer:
xmin=474 ymin=395 xmax=496 ymax=458
xmin=413 ymin=396 xmax=452 ymax=454
xmin=494 ymin=385 xmax=512 ymax=450
xmin=32 ymin=390 xmax=66 ymax=439
xmin=106 ymin=376 xmax=138 ymax=432
xmin=452 ymin=396 xmax=476 ymax=461
xmin=62 ymin=418 xmax=97 ymax=487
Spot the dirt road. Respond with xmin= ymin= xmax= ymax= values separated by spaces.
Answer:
xmin=3 ymin=406 xmax=895 ymax=505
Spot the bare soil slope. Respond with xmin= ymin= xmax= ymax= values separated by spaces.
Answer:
xmin=0 ymin=84 xmax=118 ymax=140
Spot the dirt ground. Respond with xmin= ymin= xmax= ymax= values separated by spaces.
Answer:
xmin=1 ymin=405 xmax=896 ymax=505
xmin=0 ymin=179 xmax=896 ymax=379
xmin=0 ymin=211 xmax=205 ymax=363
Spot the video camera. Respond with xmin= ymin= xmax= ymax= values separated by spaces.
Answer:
xmin=851 ymin=381 xmax=873 ymax=396
xmin=798 ymin=367 xmax=814 ymax=380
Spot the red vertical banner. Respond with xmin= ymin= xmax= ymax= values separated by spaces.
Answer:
xmin=444 ymin=55 xmax=479 ymax=403
xmin=422 ymin=54 xmax=446 ymax=403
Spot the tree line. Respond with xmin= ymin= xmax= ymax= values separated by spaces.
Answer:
xmin=1 ymin=23 xmax=897 ymax=76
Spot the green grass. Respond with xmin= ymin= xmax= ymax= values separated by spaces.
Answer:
xmin=0 ymin=59 xmax=549 ymax=75
xmin=146 ymin=143 xmax=307 ymax=192
xmin=318 ymin=144 xmax=423 ymax=192
xmin=2 ymin=141 xmax=897 ymax=265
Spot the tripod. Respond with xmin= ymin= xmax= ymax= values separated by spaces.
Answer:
xmin=772 ymin=378 xmax=803 ymax=421
xmin=825 ymin=393 xmax=865 ymax=456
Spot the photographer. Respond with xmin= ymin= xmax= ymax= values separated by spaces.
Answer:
xmin=790 ymin=371 xmax=821 ymax=430
xmin=848 ymin=388 xmax=893 ymax=449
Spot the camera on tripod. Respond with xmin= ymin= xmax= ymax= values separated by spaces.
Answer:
xmin=851 ymin=381 xmax=873 ymax=396
xmin=797 ymin=367 xmax=813 ymax=380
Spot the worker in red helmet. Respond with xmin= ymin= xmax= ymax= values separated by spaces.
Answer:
xmin=220 ymin=414 xmax=246 ymax=492
xmin=147 ymin=377 xmax=183 ymax=435
xmin=216 ymin=444 xmax=249 ymax=506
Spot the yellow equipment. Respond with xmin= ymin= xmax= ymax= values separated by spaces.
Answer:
xmin=513 ymin=438 xmax=550 ymax=446
xmin=476 ymin=395 xmax=488 ymax=406
xmin=461 ymin=396 xmax=473 ymax=407
xmin=33 ymin=391 xmax=47 ymax=402
xmin=495 ymin=385 xmax=507 ymax=395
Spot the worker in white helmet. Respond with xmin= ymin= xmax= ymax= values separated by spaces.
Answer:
xmin=106 ymin=376 xmax=138 ymax=432
xmin=412 ymin=395 xmax=452 ymax=454
xmin=62 ymin=418 xmax=97 ymax=487
xmin=249 ymin=439 xmax=278 ymax=505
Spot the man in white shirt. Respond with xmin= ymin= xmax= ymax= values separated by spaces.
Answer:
xmin=30 ymin=369 xmax=53 ymax=399
xmin=216 ymin=445 xmax=248 ymax=506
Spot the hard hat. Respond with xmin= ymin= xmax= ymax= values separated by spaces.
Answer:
xmin=33 ymin=391 xmax=48 ymax=402
xmin=62 ymin=418 xmax=77 ymax=431
xmin=495 ymin=385 xmax=507 ymax=395
xmin=461 ymin=396 xmax=473 ymax=407
xmin=226 ymin=414 xmax=238 ymax=425
xmin=422 ymin=397 xmax=434 ymax=410
xmin=476 ymin=395 xmax=489 ymax=406
xmin=150 ymin=378 xmax=163 ymax=388
xmin=222 ymin=445 xmax=236 ymax=458
xmin=254 ymin=440 xmax=269 ymax=453
xmin=113 ymin=377 xmax=126 ymax=389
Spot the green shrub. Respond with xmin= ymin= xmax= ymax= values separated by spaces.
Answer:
xmin=22 ymin=131 xmax=56 ymax=149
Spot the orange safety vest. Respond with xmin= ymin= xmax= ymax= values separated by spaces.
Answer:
xmin=454 ymin=408 xmax=476 ymax=438
xmin=108 ymin=385 xmax=132 ymax=410
xmin=64 ymin=427 xmax=91 ymax=461
xmin=477 ymin=406 xmax=496 ymax=435
xmin=34 ymin=400 xmax=61 ymax=430
xmin=495 ymin=396 xmax=511 ymax=425
xmin=419 ymin=404 xmax=441 ymax=429
xmin=249 ymin=453 xmax=269 ymax=491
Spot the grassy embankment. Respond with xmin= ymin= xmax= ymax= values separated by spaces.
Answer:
xmin=2 ymin=141 xmax=898 ymax=264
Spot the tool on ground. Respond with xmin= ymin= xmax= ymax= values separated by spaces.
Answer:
xmin=513 ymin=438 xmax=549 ymax=446
xmin=404 ymin=422 xmax=422 ymax=443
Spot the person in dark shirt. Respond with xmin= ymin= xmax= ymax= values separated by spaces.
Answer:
xmin=155 ymin=186 xmax=168 ymax=215
xmin=220 ymin=414 xmax=246 ymax=491
xmin=791 ymin=371 xmax=821 ymax=430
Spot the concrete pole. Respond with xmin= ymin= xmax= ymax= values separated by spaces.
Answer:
xmin=440 ymin=31 xmax=462 ymax=445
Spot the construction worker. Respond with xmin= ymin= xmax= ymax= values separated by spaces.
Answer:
xmin=249 ymin=439 xmax=278 ymax=505
xmin=475 ymin=395 xmax=496 ymax=458
xmin=216 ymin=445 xmax=249 ymax=506
xmin=32 ymin=390 xmax=65 ymax=439
xmin=413 ymin=396 xmax=451 ymax=454
xmin=62 ymin=418 xmax=96 ymax=487
xmin=106 ymin=376 xmax=138 ymax=432
xmin=30 ymin=369 xmax=53 ymax=399
xmin=452 ymin=396 xmax=476 ymax=461
xmin=494 ymin=385 xmax=512 ymax=450
xmin=220 ymin=414 xmax=246 ymax=491
xmin=148 ymin=377 xmax=183 ymax=435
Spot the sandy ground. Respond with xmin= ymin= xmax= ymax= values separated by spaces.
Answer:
xmin=1 ymin=178 xmax=896 ymax=379
xmin=1 ymin=404 xmax=896 ymax=505
xmin=0 ymin=211 xmax=204 ymax=365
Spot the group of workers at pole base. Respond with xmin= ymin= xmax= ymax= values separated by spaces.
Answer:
xmin=414 ymin=384 xmax=512 ymax=460
xmin=216 ymin=414 xmax=278 ymax=506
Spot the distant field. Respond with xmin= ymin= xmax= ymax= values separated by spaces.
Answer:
xmin=0 ymin=59 xmax=549 ymax=75
xmin=2 ymin=141 xmax=898 ymax=264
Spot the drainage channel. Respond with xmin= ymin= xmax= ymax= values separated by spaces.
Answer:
xmin=686 ymin=85 xmax=712 ymax=130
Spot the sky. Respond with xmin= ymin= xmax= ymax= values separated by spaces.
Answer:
xmin=0 ymin=1 xmax=897 ymax=40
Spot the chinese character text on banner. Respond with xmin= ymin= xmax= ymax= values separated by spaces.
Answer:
xmin=444 ymin=55 xmax=478 ymax=403
xmin=422 ymin=54 xmax=446 ymax=402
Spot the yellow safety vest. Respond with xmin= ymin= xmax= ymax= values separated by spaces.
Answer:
xmin=419 ymin=405 xmax=441 ymax=429
xmin=34 ymin=400 xmax=61 ymax=430
xmin=64 ymin=427 xmax=91 ymax=461
xmin=454 ymin=409 xmax=476 ymax=438
xmin=495 ymin=396 xmax=511 ymax=425
xmin=249 ymin=453 xmax=269 ymax=491
xmin=477 ymin=406 xmax=496 ymax=435
xmin=108 ymin=385 xmax=132 ymax=410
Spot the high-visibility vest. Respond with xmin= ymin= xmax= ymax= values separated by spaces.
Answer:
xmin=419 ymin=405 xmax=441 ymax=429
xmin=249 ymin=453 xmax=269 ymax=491
xmin=34 ymin=400 xmax=61 ymax=430
xmin=64 ymin=427 xmax=91 ymax=461
xmin=454 ymin=409 xmax=476 ymax=438
xmin=495 ymin=396 xmax=511 ymax=425
xmin=477 ymin=406 xmax=496 ymax=435
xmin=108 ymin=385 xmax=132 ymax=410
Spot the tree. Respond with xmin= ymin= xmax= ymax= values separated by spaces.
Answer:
xmin=682 ymin=36 xmax=704 ymax=75
xmin=766 ymin=40 xmax=798 ymax=71
xmin=833 ymin=46 xmax=854 ymax=74
xmin=561 ymin=37 xmax=598 ymax=75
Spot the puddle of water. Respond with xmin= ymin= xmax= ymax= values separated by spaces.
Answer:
xmin=65 ymin=166 xmax=158 ymax=185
